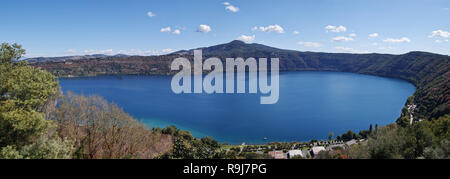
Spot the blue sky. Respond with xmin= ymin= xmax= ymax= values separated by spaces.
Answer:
xmin=1 ymin=0 xmax=449 ymax=57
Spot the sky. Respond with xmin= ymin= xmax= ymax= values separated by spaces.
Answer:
xmin=1 ymin=0 xmax=449 ymax=57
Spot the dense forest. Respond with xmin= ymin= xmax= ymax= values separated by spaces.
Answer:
xmin=2 ymin=41 xmax=449 ymax=159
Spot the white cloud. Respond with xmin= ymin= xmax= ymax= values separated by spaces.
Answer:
xmin=117 ymin=49 xmax=157 ymax=56
xmin=197 ymin=24 xmax=211 ymax=33
xmin=162 ymin=49 xmax=175 ymax=54
xmin=383 ymin=37 xmax=411 ymax=43
xmin=160 ymin=27 xmax=171 ymax=33
xmin=226 ymin=5 xmax=239 ymax=12
xmin=429 ymin=30 xmax=450 ymax=38
xmin=223 ymin=2 xmax=239 ymax=12
xmin=83 ymin=49 xmax=115 ymax=55
xmin=64 ymin=49 xmax=77 ymax=54
xmin=172 ymin=29 xmax=181 ymax=35
xmin=81 ymin=50 xmax=96 ymax=55
xmin=332 ymin=36 xmax=354 ymax=42
xmin=99 ymin=49 xmax=114 ymax=55
xmin=335 ymin=46 xmax=369 ymax=54
xmin=435 ymin=39 xmax=449 ymax=43
xmin=147 ymin=11 xmax=156 ymax=17
xmin=251 ymin=26 xmax=258 ymax=31
xmin=133 ymin=50 xmax=164 ymax=56
xmin=255 ymin=24 xmax=285 ymax=33
xmin=325 ymin=25 xmax=335 ymax=31
xmin=69 ymin=48 xmax=179 ymax=56
xmin=237 ymin=35 xmax=255 ymax=43
xmin=297 ymin=41 xmax=321 ymax=48
xmin=325 ymin=25 xmax=347 ymax=33
xmin=349 ymin=33 xmax=357 ymax=37
xmin=369 ymin=33 xmax=379 ymax=38
xmin=160 ymin=27 xmax=182 ymax=35
xmin=293 ymin=31 xmax=300 ymax=35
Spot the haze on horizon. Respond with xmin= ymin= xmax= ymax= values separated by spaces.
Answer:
xmin=1 ymin=0 xmax=449 ymax=57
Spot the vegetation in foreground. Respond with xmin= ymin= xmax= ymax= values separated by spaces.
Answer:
xmin=0 ymin=43 xmax=171 ymax=159
xmin=222 ymin=117 xmax=449 ymax=159
xmin=1 ymin=43 xmax=449 ymax=159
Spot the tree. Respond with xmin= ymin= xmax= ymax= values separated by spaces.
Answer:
xmin=48 ymin=93 xmax=172 ymax=159
xmin=195 ymin=137 xmax=220 ymax=159
xmin=165 ymin=135 xmax=221 ymax=159
xmin=359 ymin=130 xmax=371 ymax=139
xmin=328 ymin=132 xmax=334 ymax=141
xmin=396 ymin=116 xmax=410 ymax=127
xmin=339 ymin=130 xmax=356 ymax=141
xmin=160 ymin=125 xmax=222 ymax=159
xmin=0 ymin=132 xmax=74 ymax=159
xmin=0 ymin=43 xmax=25 ymax=65
xmin=347 ymin=116 xmax=450 ymax=159
xmin=0 ymin=43 xmax=59 ymax=148
xmin=0 ymin=43 xmax=75 ymax=159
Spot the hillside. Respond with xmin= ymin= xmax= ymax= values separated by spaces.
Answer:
xmin=31 ymin=40 xmax=450 ymax=121
xmin=25 ymin=54 xmax=129 ymax=63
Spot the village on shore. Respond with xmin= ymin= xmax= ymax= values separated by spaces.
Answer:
xmin=225 ymin=139 xmax=366 ymax=159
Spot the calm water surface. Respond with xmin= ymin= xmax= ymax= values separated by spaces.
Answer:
xmin=59 ymin=72 xmax=416 ymax=144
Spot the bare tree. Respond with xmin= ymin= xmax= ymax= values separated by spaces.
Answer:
xmin=48 ymin=92 xmax=172 ymax=159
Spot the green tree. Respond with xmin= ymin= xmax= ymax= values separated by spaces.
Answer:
xmin=328 ymin=132 xmax=334 ymax=141
xmin=0 ymin=43 xmax=25 ymax=65
xmin=348 ymin=116 xmax=449 ymax=159
xmin=161 ymin=126 xmax=221 ymax=159
xmin=0 ymin=43 xmax=59 ymax=149
xmin=0 ymin=43 xmax=66 ymax=159
xmin=0 ymin=134 xmax=74 ymax=159
xmin=339 ymin=130 xmax=356 ymax=141
xmin=396 ymin=115 xmax=410 ymax=127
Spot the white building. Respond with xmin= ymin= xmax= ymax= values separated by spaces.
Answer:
xmin=310 ymin=146 xmax=326 ymax=157
xmin=345 ymin=139 xmax=358 ymax=146
xmin=268 ymin=150 xmax=286 ymax=159
xmin=287 ymin=150 xmax=304 ymax=159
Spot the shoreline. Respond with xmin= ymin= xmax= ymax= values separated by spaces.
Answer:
xmin=60 ymin=71 xmax=415 ymax=145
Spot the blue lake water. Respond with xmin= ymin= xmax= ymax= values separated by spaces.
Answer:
xmin=59 ymin=72 xmax=416 ymax=144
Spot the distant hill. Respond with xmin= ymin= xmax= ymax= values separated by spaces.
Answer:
xmin=25 ymin=54 xmax=129 ymax=63
xmin=172 ymin=40 xmax=291 ymax=56
xmin=31 ymin=40 xmax=449 ymax=121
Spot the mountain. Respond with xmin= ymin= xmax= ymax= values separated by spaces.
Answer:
xmin=30 ymin=41 xmax=450 ymax=121
xmin=172 ymin=40 xmax=290 ymax=56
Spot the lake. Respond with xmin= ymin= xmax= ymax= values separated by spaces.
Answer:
xmin=59 ymin=72 xmax=416 ymax=144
